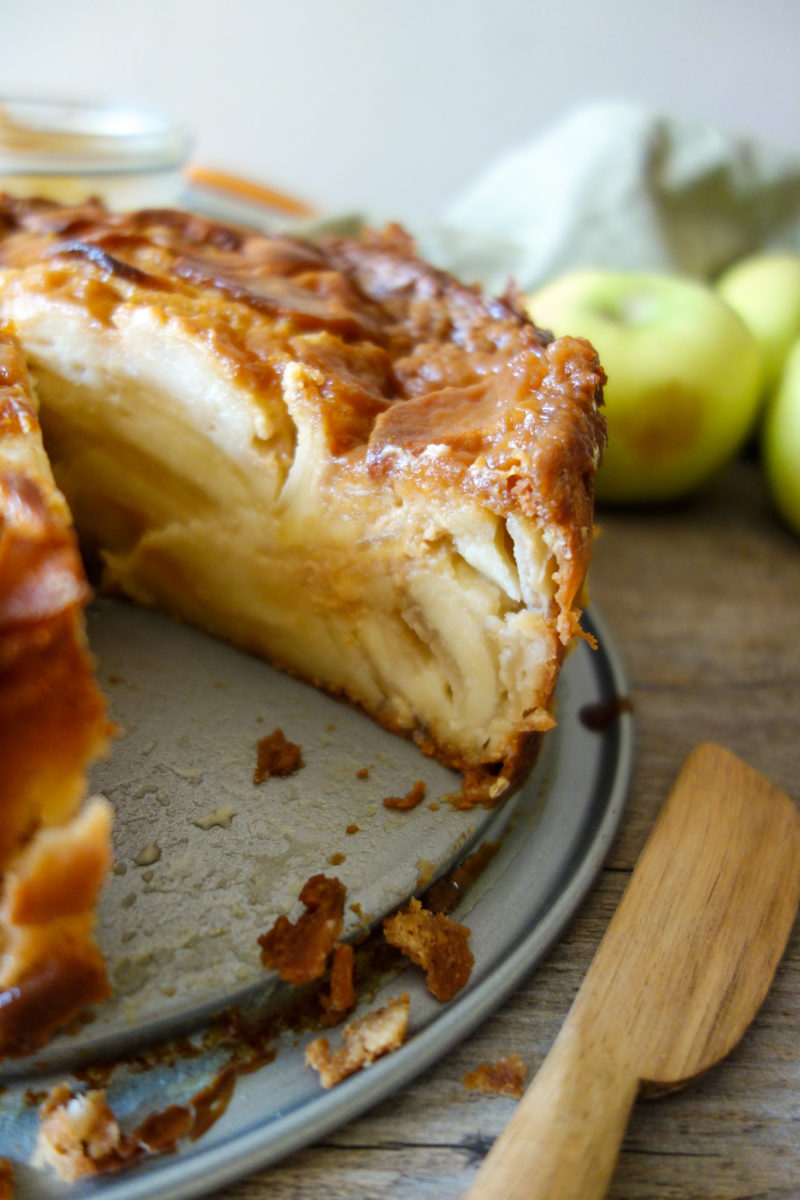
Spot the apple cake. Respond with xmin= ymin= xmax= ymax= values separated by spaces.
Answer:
xmin=0 ymin=195 xmax=606 ymax=1053
xmin=0 ymin=325 xmax=112 ymax=1055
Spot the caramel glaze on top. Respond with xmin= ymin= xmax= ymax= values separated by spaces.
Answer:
xmin=0 ymin=196 xmax=607 ymax=630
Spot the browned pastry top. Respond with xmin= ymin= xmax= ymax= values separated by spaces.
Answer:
xmin=0 ymin=197 xmax=606 ymax=560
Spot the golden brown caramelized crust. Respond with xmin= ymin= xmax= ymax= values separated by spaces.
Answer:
xmin=0 ymin=325 xmax=112 ymax=1057
xmin=0 ymin=203 xmax=604 ymax=586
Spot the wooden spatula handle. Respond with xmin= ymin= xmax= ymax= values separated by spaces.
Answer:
xmin=464 ymin=743 xmax=800 ymax=1200
xmin=464 ymin=1014 xmax=638 ymax=1200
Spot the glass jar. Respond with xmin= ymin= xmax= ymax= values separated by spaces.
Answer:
xmin=0 ymin=96 xmax=191 ymax=209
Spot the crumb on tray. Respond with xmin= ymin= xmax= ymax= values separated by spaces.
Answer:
xmin=32 ymin=1085 xmax=133 ymax=1183
xmin=383 ymin=897 xmax=473 ymax=1001
xmin=192 ymin=806 xmax=236 ymax=830
xmin=383 ymin=780 xmax=427 ymax=810
xmin=305 ymin=992 xmax=410 ymax=1088
xmin=253 ymin=728 xmax=303 ymax=782
xmin=258 ymin=874 xmax=346 ymax=984
xmin=320 ymin=941 xmax=356 ymax=1025
xmin=134 ymin=843 xmax=161 ymax=866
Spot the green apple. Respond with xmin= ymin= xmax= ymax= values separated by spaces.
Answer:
xmin=717 ymin=252 xmax=800 ymax=401
xmin=527 ymin=269 xmax=762 ymax=504
xmin=762 ymin=336 xmax=800 ymax=536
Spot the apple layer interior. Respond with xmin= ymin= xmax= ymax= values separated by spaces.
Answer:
xmin=19 ymin=307 xmax=560 ymax=776
xmin=0 ymin=201 xmax=606 ymax=790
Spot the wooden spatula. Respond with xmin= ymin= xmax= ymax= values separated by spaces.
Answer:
xmin=464 ymin=742 xmax=800 ymax=1200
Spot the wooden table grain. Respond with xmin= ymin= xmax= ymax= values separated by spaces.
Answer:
xmin=215 ymin=455 xmax=800 ymax=1200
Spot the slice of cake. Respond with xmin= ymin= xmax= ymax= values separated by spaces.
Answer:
xmin=0 ymin=197 xmax=606 ymax=1052
xmin=0 ymin=324 xmax=112 ymax=1056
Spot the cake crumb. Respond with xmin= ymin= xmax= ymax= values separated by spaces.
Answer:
xmin=416 ymin=859 xmax=435 ymax=887
xmin=253 ymin=728 xmax=303 ymax=782
xmin=193 ymin=806 xmax=236 ymax=830
xmin=305 ymin=992 xmax=410 ymax=1088
xmin=134 ymin=843 xmax=160 ymax=867
xmin=320 ymin=942 xmax=356 ymax=1025
xmin=463 ymin=1053 xmax=527 ymax=1098
xmin=383 ymin=780 xmax=426 ymax=810
xmin=383 ymin=898 xmax=473 ymax=1001
xmin=258 ymin=874 xmax=345 ymax=984
xmin=33 ymin=1086 xmax=133 ymax=1182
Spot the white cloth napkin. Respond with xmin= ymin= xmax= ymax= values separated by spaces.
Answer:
xmin=413 ymin=100 xmax=800 ymax=294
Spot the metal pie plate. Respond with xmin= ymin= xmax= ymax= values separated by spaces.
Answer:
xmin=0 ymin=599 xmax=633 ymax=1198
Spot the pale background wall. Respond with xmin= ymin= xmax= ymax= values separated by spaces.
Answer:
xmin=2 ymin=0 xmax=799 ymax=223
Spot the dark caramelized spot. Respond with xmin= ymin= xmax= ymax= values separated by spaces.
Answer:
xmin=172 ymin=254 xmax=385 ymax=341
xmin=49 ymin=240 xmax=173 ymax=291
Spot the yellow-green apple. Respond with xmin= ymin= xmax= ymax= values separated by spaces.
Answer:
xmin=717 ymin=252 xmax=800 ymax=400
xmin=527 ymin=269 xmax=762 ymax=504
xmin=762 ymin=336 xmax=800 ymax=536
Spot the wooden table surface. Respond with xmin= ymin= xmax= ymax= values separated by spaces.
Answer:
xmin=216 ymin=454 xmax=800 ymax=1200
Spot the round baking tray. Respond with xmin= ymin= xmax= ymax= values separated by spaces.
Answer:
xmin=0 ymin=603 xmax=633 ymax=1198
